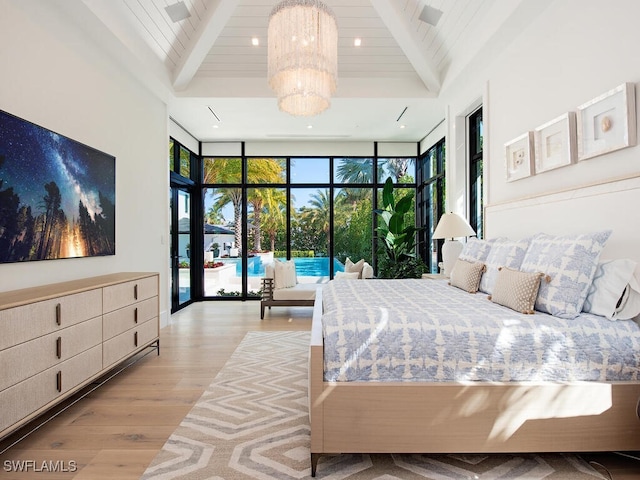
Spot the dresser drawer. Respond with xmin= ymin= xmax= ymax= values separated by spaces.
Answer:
xmin=103 ymin=318 xmax=158 ymax=368
xmin=0 ymin=345 xmax=102 ymax=434
xmin=0 ymin=289 xmax=102 ymax=351
xmin=103 ymin=296 xmax=158 ymax=341
xmin=0 ymin=316 xmax=102 ymax=392
xmin=102 ymin=276 xmax=158 ymax=313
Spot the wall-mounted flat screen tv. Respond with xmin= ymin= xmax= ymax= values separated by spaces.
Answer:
xmin=0 ymin=110 xmax=115 ymax=263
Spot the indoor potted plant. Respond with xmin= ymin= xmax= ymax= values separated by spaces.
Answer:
xmin=374 ymin=177 xmax=426 ymax=279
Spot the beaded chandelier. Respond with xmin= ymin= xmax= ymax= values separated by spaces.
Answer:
xmin=267 ymin=0 xmax=338 ymax=116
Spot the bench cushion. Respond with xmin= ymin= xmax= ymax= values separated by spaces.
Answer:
xmin=272 ymin=283 xmax=321 ymax=301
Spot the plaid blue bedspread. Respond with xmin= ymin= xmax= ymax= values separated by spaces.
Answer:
xmin=321 ymin=279 xmax=640 ymax=382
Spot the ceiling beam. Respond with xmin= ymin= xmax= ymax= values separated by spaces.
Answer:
xmin=172 ymin=0 xmax=239 ymax=91
xmin=369 ymin=0 xmax=441 ymax=94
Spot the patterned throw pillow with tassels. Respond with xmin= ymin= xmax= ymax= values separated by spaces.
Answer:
xmin=489 ymin=267 xmax=549 ymax=314
xmin=449 ymin=259 xmax=486 ymax=293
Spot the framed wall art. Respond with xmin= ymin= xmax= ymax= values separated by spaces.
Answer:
xmin=504 ymin=131 xmax=534 ymax=182
xmin=534 ymin=112 xmax=577 ymax=174
xmin=577 ymin=82 xmax=637 ymax=161
xmin=0 ymin=109 xmax=116 ymax=264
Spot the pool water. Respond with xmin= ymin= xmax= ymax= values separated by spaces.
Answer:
xmin=229 ymin=257 xmax=345 ymax=277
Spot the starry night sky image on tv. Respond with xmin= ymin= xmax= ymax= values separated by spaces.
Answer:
xmin=0 ymin=110 xmax=115 ymax=263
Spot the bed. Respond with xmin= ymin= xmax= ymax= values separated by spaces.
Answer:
xmin=309 ymin=258 xmax=640 ymax=476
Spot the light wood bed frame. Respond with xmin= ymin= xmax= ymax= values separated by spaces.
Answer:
xmin=309 ymin=288 xmax=640 ymax=477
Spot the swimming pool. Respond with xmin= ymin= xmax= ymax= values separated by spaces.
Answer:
xmin=226 ymin=257 xmax=345 ymax=277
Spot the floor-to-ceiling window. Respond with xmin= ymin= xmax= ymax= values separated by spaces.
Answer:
xmin=290 ymin=158 xmax=332 ymax=281
xmin=333 ymin=157 xmax=375 ymax=269
xmin=180 ymin=148 xmax=418 ymax=300
xmin=469 ymin=108 xmax=484 ymax=238
xmin=416 ymin=139 xmax=446 ymax=273
xmin=202 ymin=157 xmax=245 ymax=297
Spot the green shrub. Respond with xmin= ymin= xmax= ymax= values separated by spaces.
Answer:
xmin=273 ymin=250 xmax=315 ymax=258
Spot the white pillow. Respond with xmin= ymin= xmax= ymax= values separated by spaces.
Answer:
xmin=345 ymin=257 xmax=365 ymax=278
xmin=617 ymin=274 xmax=640 ymax=320
xmin=583 ymin=259 xmax=637 ymax=319
xmin=264 ymin=262 xmax=275 ymax=279
xmin=274 ymin=259 xmax=297 ymax=289
xmin=362 ymin=262 xmax=374 ymax=279
xmin=335 ymin=271 xmax=360 ymax=280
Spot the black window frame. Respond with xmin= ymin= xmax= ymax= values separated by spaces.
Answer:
xmin=416 ymin=138 xmax=446 ymax=273
xmin=468 ymin=107 xmax=484 ymax=238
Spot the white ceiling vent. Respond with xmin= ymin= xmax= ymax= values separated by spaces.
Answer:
xmin=418 ymin=5 xmax=443 ymax=27
xmin=165 ymin=1 xmax=191 ymax=23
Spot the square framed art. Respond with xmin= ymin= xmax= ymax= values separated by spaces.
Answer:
xmin=534 ymin=112 xmax=577 ymax=174
xmin=577 ymin=82 xmax=636 ymax=161
xmin=505 ymin=131 xmax=534 ymax=182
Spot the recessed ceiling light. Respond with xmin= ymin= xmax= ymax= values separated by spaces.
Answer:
xmin=213 ymin=125 xmax=219 ymax=129
xmin=307 ymin=125 xmax=313 ymax=129
xmin=165 ymin=1 xmax=191 ymax=23
xmin=399 ymin=125 xmax=406 ymax=129
xmin=354 ymin=38 xmax=362 ymax=47
xmin=251 ymin=37 xmax=259 ymax=46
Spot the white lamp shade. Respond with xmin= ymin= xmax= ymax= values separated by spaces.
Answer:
xmin=432 ymin=212 xmax=476 ymax=240
xmin=433 ymin=212 xmax=476 ymax=277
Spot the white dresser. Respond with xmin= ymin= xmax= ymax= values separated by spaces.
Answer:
xmin=0 ymin=272 xmax=159 ymax=439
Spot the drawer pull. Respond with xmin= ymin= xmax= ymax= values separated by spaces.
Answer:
xmin=134 ymin=331 xmax=138 ymax=347
xmin=55 ymin=303 xmax=62 ymax=326
xmin=134 ymin=284 xmax=138 ymax=300
xmin=56 ymin=371 xmax=62 ymax=393
xmin=134 ymin=307 xmax=138 ymax=324
xmin=56 ymin=336 xmax=62 ymax=359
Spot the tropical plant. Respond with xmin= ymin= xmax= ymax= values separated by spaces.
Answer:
xmin=333 ymin=188 xmax=372 ymax=264
xmin=290 ymin=189 xmax=330 ymax=255
xmin=384 ymin=158 xmax=412 ymax=181
xmin=248 ymin=186 xmax=285 ymax=251
xmin=205 ymin=158 xmax=286 ymax=253
xmin=205 ymin=159 xmax=243 ymax=250
xmin=262 ymin=200 xmax=286 ymax=252
xmin=374 ymin=177 xmax=425 ymax=279
xmin=335 ymin=158 xmax=374 ymax=183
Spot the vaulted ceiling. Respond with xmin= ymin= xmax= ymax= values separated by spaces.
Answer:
xmin=48 ymin=0 xmax=539 ymax=142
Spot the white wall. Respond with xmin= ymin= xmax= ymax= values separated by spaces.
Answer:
xmin=487 ymin=0 xmax=640 ymax=206
xmin=436 ymin=0 xmax=640 ymax=260
xmin=0 ymin=2 xmax=170 ymax=323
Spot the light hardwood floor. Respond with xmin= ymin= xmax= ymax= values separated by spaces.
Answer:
xmin=1 ymin=301 xmax=638 ymax=479
xmin=0 ymin=301 xmax=311 ymax=479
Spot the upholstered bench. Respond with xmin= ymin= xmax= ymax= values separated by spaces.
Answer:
xmin=260 ymin=277 xmax=320 ymax=319
xmin=260 ymin=260 xmax=322 ymax=319
xmin=260 ymin=258 xmax=373 ymax=319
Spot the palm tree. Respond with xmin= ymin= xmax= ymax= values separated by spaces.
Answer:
xmin=262 ymin=198 xmax=286 ymax=252
xmin=210 ymin=188 xmax=243 ymax=249
xmin=204 ymin=158 xmax=243 ymax=249
xmin=385 ymin=158 xmax=413 ymax=181
xmin=299 ymin=189 xmax=331 ymax=240
xmin=248 ymin=187 xmax=286 ymax=251
xmin=335 ymin=158 xmax=374 ymax=183
xmin=204 ymin=158 xmax=286 ymax=253
xmin=246 ymin=159 xmax=286 ymax=251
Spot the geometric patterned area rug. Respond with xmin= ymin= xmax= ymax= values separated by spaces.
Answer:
xmin=140 ymin=331 xmax=605 ymax=480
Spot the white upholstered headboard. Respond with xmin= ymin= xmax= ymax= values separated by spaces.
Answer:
xmin=485 ymin=176 xmax=640 ymax=265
